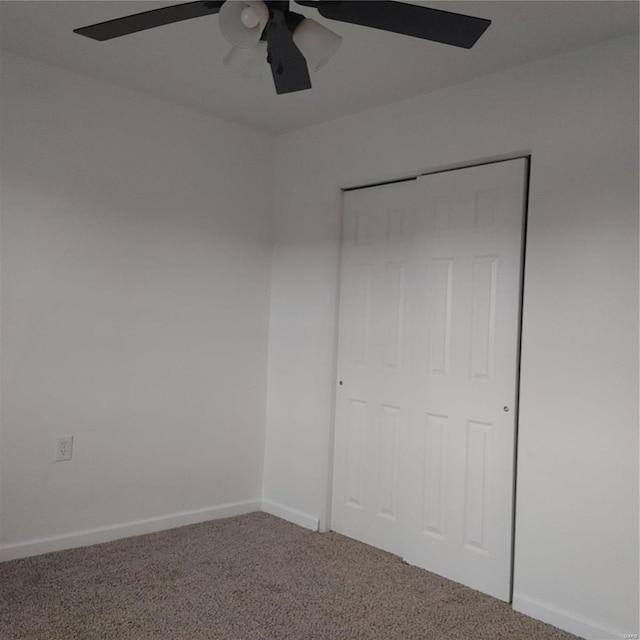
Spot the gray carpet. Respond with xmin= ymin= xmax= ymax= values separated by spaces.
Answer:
xmin=0 ymin=512 xmax=580 ymax=640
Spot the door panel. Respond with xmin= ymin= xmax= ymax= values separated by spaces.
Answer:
xmin=402 ymin=159 xmax=526 ymax=601
xmin=332 ymin=181 xmax=415 ymax=556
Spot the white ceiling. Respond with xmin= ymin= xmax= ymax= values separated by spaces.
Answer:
xmin=1 ymin=1 xmax=637 ymax=133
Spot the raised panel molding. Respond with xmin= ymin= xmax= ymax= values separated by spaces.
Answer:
xmin=464 ymin=420 xmax=492 ymax=554
xmin=422 ymin=413 xmax=448 ymax=538
xmin=347 ymin=400 xmax=367 ymax=508
xmin=387 ymin=208 xmax=408 ymax=242
xmin=378 ymin=404 xmax=400 ymax=519
xmin=474 ymin=188 xmax=498 ymax=231
xmin=384 ymin=262 xmax=406 ymax=368
xmin=469 ymin=256 xmax=498 ymax=380
xmin=434 ymin=195 xmax=453 ymax=233
xmin=355 ymin=211 xmax=372 ymax=245
xmin=429 ymin=258 xmax=453 ymax=376
xmin=351 ymin=264 xmax=371 ymax=365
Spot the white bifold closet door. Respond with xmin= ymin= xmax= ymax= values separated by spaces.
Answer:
xmin=332 ymin=159 xmax=527 ymax=601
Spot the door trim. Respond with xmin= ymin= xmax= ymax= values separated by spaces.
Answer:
xmin=340 ymin=151 xmax=532 ymax=193
xmin=508 ymin=155 xmax=532 ymax=602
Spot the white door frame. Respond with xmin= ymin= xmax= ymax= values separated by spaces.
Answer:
xmin=321 ymin=152 xmax=531 ymax=602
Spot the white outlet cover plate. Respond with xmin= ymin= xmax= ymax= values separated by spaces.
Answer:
xmin=55 ymin=436 xmax=73 ymax=462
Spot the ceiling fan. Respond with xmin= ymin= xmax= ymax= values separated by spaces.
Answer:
xmin=74 ymin=1 xmax=491 ymax=95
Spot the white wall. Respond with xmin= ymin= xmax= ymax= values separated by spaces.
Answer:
xmin=263 ymin=35 xmax=639 ymax=639
xmin=0 ymin=53 xmax=274 ymax=557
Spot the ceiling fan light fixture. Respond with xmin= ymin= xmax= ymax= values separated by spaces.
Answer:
xmin=74 ymin=1 xmax=491 ymax=94
xmin=292 ymin=18 xmax=342 ymax=72
xmin=219 ymin=0 xmax=269 ymax=48
xmin=223 ymin=41 xmax=268 ymax=79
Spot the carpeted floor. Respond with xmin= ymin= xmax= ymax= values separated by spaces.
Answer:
xmin=0 ymin=512 xmax=580 ymax=640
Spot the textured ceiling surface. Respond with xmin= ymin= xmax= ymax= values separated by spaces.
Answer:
xmin=1 ymin=1 xmax=638 ymax=133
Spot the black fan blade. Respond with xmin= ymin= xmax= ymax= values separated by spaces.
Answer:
xmin=296 ymin=1 xmax=490 ymax=49
xmin=74 ymin=1 xmax=224 ymax=41
xmin=266 ymin=11 xmax=312 ymax=95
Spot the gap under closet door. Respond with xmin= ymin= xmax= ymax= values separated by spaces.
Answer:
xmin=332 ymin=158 xmax=527 ymax=601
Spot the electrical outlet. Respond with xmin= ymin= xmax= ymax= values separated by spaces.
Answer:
xmin=55 ymin=436 xmax=73 ymax=462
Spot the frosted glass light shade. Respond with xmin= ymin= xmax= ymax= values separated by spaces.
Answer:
xmin=223 ymin=41 xmax=268 ymax=79
xmin=219 ymin=0 xmax=269 ymax=48
xmin=292 ymin=18 xmax=342 ymax=71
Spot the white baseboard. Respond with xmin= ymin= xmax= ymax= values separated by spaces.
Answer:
xmin=513 ymin=592 xmax=635 ymax=640
xmin=261 ymin=499 xmax=319 ymax=531
xmin=0 ymin=499 xmax=261 ymax=562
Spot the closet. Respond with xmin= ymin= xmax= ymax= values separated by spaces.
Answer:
xmin=332 ymin=158 xmax=527 ymax=600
